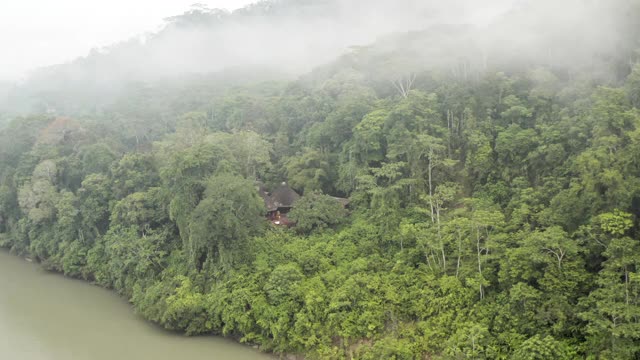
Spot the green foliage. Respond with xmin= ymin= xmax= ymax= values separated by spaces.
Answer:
xmin=188 ymin=174 xmax=265 ymax=267
xmin=511 ymin=335 xmax=573 ymax=360
xmin=597 ymin=210 xmax=633 ymax=236
xmin=80 ymin=142 xmax=117 ymax=175
xmin=1 ymin=28 xmax=640 ymax=360
xmin=285 ymin=148 xmax=330 ymax=193
xmin=110 ymin=153 xmax=159 ymax=199
xmin=288 ymin=192 xmax=347 ymax=234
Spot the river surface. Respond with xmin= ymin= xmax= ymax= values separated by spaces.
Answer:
xmin=0 ymin=250 xmax=272 ymax=360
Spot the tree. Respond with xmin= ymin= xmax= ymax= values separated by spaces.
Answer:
xmin=511 ymin=335 xmax=573 ymax=360
xmin=625 ymin=63 xmax=640 ymax=108
xmin=110 ymin=188 xmax=170 ymax=234
xmin=80 ymin=142 xmax=117 ymax=175
xmin=188 ymin=174 xmax=265 ymax=267
xmin=17 ymin=160 xmax=59 ymax=225
xmin=213 ymin=131 xmax=272 ymax=179
xmin=468 ymin=200 xmax=505 ymax=300
xmin=285 ymin=148 xmax=330 ymax=193
xmin=110 ymin=153 xmax=159 ymax=199
xmin=445 ymin=322 xmax=490 ymax=359
xmin=288 ymin=192 xmax=348 ymax=234
xmin=77 ymin=173 xmax=113 ymax=237
xmin=580 ymin=211 xmax=640 ymax=359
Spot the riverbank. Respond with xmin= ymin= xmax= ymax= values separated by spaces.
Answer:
xmin=0 ymin=249 xmax=274 ymax=360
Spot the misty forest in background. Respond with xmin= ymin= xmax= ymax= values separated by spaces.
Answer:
xmin=2 ymin=0 xmax=640 ymax=359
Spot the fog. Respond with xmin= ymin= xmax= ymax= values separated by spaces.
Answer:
xmin=2 ymin=0 xmax=639 ymax=116
xmin=21 ymin=0 xmax=519 ymax=80
xmin=0 ymin=0 xmax=256 ymax=82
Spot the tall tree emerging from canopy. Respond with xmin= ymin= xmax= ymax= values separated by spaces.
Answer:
xmin=188 ymin=174 xmax=265 ymax=268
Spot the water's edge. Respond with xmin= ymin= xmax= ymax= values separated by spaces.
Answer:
xmin=0 ymin=247 xmax=284 ymax=360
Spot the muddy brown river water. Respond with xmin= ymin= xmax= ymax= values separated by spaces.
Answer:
xmin=0 ymin=250 xmax=272 ymax=360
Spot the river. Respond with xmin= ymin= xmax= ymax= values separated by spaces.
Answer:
xmin=0 ymin=250 xmax=272 ymax=360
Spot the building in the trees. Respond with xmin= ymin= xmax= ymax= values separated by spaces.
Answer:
xmin=257 ymin=182 xmax=350 ymax=226
xmin=258 ymin=182 xmax=301 ymax=225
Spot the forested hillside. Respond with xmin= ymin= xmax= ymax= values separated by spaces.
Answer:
xmin=2 ymin=0 xmax=640 ymax=359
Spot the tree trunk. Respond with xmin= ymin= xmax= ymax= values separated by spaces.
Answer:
xmin=476 ymin=227 xmax=484 ymax=300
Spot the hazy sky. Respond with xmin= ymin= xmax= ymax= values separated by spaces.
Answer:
xmin=0 ymin=0 xmax=256 ymax=81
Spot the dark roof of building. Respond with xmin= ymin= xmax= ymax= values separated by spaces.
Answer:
xmin=270 ymin=182 xmax=300 ymax=209
xmin=262 ymin=192 xmax=278 ymax=212
xmin=256 ymin=182 xmax=278 ymax=212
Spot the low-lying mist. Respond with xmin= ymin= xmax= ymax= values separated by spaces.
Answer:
xmin=2 ymin=0 xmax=639 ymax=116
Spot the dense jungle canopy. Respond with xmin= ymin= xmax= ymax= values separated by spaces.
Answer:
xmin=1 ymin=0 xmax=640 ymax=358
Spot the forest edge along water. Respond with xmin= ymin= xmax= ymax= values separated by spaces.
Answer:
xmin=0 ymin=250 xmax=272 ymax=360
xmin=1 ymin=1 xmax=640 ymax=358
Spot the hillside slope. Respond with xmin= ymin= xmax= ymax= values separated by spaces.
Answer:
xmin=1 ymin=0 xmax=640 ymax=358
